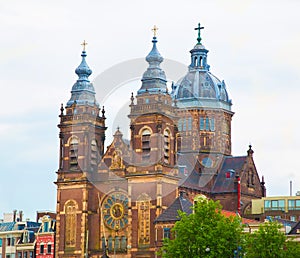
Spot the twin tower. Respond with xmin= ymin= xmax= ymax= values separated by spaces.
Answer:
xmin=54 ymin=25 xmax=259 ymax=258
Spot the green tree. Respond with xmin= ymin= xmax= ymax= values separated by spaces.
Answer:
xmin=159 ymin=197 xmax=243 ymax=258
xmin=245 ymin=221 xmax=300 ymax=258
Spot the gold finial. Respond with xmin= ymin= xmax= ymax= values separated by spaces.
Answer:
xmin=152 ymin=25 xmax=158 ymax=37
xmin=81 ymin=40 xmax=88 ymax=51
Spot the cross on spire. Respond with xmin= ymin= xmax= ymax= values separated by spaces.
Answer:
xmin=194 ymin=23 xmax=204 ymax=44
xmin=152 ymin=25 xmax=158 ymax=37
xmin=81 ymin=40 xmax=88 ymax=51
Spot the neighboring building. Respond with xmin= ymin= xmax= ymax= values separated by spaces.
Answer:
xmin=55 ymin=24 xmax=265 ymax=257
xmin=0 ymin=219 xmax=40 ymax=258
xmin=248 ymin=196 xmax=300 ymax=222
xmin=35 ymin=216 xmax=56 ymax=258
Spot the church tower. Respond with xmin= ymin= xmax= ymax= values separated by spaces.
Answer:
xmin=55 ymin=43 xmax=106 ymax=257
xmin=127 ymin=29 xmax=180 ymax=257
xmin=172 ymin=24 xmax=233 ymax=160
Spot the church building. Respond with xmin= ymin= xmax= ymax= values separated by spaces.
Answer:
xmin=55 ymin=24 xmax=266 ymax=258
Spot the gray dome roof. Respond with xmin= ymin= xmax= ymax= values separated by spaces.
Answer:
xmin=173 ymin=70 xmax=229 ymax=102
xmin=171 ymin=42 xmax=232 ymax=111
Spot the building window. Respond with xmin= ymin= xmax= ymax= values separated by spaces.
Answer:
xmin=47 ymin=244 xmax=51 ymax=254
xmin=91 ymin=139 xmax=98 ymax=168
xmin=65 ymin=200 xmax=78 ymax=247
xmin=178 ymin=119 xmax=183 ymax=131
xmin=40 ymin=244 xmax=44 ymax=254
xmin=141 ymin=129 xmax=151 ymax=162
xmin=0 ymin=238 xmax=2 ymax=247
xmin=115 ymin=236 xmax=120 ymax=251
xmin=17 ymin=253 xmax=22 ymax=258
xmin=69 ymin=137 xmax=79 ymax=170
xmin=264 ymin=200 xmax=285 ymax=211
xmin=108 ymin=236 xmax=113 ymax=252
xmin=164 ymin=130 xmax=170 ymax=164
xmin=288 ymin=199 xmax=300 ymax=210
xmin=29 ymin=252 xmax=33 ymax=258
xmin=200 ymin=117 xmax=215 ymax=131
xmin=187 ymin=117 xmax=192 ymax=131
xmin=290 ymin=216 xmax=296 ymax=222
xmin=163 ymin=228 xmax=171 ymax=239
xmin=120 ymin=236 xmax=127 ymax=251
xmin=101 ymin=237 xmax=106 ymax=250
xmin=23 ymin=252 xmax=27 ymax=258
xmin=137 ymin=193 xmax=151 ymax=245
xmin=44 ymin=221 xmax=49 ymax=232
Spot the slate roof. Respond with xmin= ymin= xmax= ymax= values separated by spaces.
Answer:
xmin=0 ymin=222 xmax=15 ymax=232
xmin=154 ymin=194 xmax=193 ymax=223
xmin=212 ymin=156 xmax=247 ymax=193
xmin=0 ymin=221 xmax=40 ymax=232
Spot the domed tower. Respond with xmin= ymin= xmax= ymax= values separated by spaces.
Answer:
xmin=129 ymin=29 xmax=178 ymax=168
xmin=172 ymin=23 xmax=233 ymax=158
xmin=127 ymin=28 xmax=179 ymax=257
xmin=55 ymin=43 xmax=106 ymax=257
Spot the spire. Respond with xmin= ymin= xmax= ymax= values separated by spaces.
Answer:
xmin=189 ymin=23 xmax=209 ymax=71
xmin=137 ymin=26 xmax=167 ymax=95
xmin=66 ymin=41 xmax=98 ymax=107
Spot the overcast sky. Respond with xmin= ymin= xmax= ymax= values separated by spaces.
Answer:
xmin=0 ymin=0 xmax=299 ymax=220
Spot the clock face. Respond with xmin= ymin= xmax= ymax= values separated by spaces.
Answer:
xmin=102 ymin=192 xmax=128 ymax=230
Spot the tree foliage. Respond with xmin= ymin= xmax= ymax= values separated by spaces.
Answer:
xmin=245 ymin=221 xmax=300 ymax=258
xmin=159 ymin=198 xmax=243 ymax=258
xmin=159 ymin=198 xmax=300 ymax=258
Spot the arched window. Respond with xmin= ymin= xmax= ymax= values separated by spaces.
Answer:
xmin=64 ymin=200 xmax=77 ymax=247
xmin=91 ymin=139 xmax=98 ymax=168
xmin=164 ymin=130 xmax=170 ymax=164
xmin=69 ymin=137 xmax=79 ymax=170
xmin=141 ymin=129 xmax=151 ymax=162
xmin=137 ymin=193 xmax=151 ymax=245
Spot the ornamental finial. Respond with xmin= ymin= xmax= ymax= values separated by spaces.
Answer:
xmin=152 ymin=25 xmax=158 ymax=37
xmin=194 ymin=23 xmax=204 ymax=44
xmin=81 ymin=40 xmax=88 ymax=51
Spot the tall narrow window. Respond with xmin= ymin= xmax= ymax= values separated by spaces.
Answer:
xmin=141 ymin=129 xmax=151 ymax=162
xmin=91 ymin=139 xmax=98 ymax=168
xmin=115 ymin=236 xmax=120 ymax=251
xmin=178 ymin=119 xmax=183 ymax=131
xmin=65 ymin=200 xmax=77 ymax=247
xmin=47 ymin=244 xmax=51 ymax=254
xmin=40 ymin=244 xmax=44 ymax=254
xmin=120 ymin=236 xmax=127 ymax=251
xmin=137 ymin=193 xmax=151 ymax=246
xmin=200 ymin=117 xmax=204 ymax=130
xmin=163 ymin=228 xmax=171 ymax=239
xmin=108 ymin=236 xmax=113 ymax=252
xmin=69 ymin=137 xmax=79 ymax=170
xmin=187 ymin=117 xmax=192 ymax=131
xmin=205 ymin=117 xmax=210 ymax=130
xmin=164 ymin=130 xmax=170 ymax=164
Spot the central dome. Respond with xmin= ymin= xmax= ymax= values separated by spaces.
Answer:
xmin=172 ymin=41 xmax=232 ymax=111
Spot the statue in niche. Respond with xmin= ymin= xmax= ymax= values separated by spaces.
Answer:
xmin=110 ymin=149 xmax=124 ymax=170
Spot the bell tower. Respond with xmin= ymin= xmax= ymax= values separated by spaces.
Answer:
xmin=55 ymin=43 xmax=106 ymax=257
xmin=127 ymin=29 xmax=179 ymax=257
